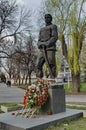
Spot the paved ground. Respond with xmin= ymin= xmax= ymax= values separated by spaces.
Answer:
xmin=0 ymin=83 xmax=86 ymax=103
xmin=0 ymin=83 xmax=24 ymax=103
xmin=66 ymin=95 xmax=86 ymax=103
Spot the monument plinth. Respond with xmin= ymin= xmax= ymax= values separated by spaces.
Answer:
xmin=41 ymin=84 xmax=66 ymax=114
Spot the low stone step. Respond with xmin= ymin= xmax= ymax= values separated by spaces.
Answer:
xmin=0 ymin=109 xmax=83 ymax=130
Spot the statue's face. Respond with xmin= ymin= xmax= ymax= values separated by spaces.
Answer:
xmin=45 ymin=15 xmax=52 ymax=25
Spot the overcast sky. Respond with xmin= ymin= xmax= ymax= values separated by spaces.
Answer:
xmin=17 ymin=0 xmax=44 ymax=35
xmin=17 ymin=0 xmax=43 ymax=11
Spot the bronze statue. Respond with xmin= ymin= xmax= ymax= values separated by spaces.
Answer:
xmin=36 ymin=14 xmax=58 ymax=78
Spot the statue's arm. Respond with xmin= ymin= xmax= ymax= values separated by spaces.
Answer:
xmin=37 ymin=30 xmax=43 ymax=48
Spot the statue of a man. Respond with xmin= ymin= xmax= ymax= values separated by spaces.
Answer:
xmin=36 ymin=14 xmax=58 ymax=78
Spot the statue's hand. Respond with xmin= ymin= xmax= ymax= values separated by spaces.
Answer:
xmin=37 ymin=42 xmax=46 ymax=49
xmin=38 ymin=44 xmax=42 ymax=49
xmin=37 ymin=42 xmax=41 ymax=49
xmin=41 ymin=44 xmax=46 ymax=49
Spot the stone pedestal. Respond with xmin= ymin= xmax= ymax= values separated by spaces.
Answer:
xmin=41 ymin=84 xmax=66 ymax=114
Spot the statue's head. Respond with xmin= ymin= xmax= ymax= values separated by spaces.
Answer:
xmin=45 ymin=14 xmax=52 ymax=25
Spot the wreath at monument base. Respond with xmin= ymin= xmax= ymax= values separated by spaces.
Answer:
xmin=23 ymin=79 xmax=49 ymax=109
xmin=15 ymin=79 xmax=52 ymax=118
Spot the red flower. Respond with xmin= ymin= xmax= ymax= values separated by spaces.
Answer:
xmin=23 ymin=96 xmax=27 ymax=106
xmin=11 ymin=112 xmax=15 ymax=115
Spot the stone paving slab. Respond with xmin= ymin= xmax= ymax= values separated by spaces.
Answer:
xmin=0 ymin=109 xmax=83 ymax=130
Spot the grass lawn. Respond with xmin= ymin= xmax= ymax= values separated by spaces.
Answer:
xmin=0 ymin=109 xmax=4 ymax=113
xmin=0 ymin=103 xmax=19 ymax=107
xmin=0 ymin=103 xmax=23 ymax=113
xmin=0 ymin=103 xmax=23 ymax=107
xmin=80 ymin=82 xmax=86 ymax=92
xmin=64 ymin=82 xmax=86 ymax=93
xmin=45 ymin=118 xmax=86 ymax=130
xmin=1 ymin=103 xmax=23 ymax=108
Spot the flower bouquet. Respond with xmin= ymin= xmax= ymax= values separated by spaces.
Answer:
xmin=23 ymin=79 xmax=49 ymax=109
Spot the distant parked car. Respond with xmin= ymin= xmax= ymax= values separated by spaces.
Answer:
xmin=63 ymin=75 xmax=68 ymax=82
xmin=57 ymin=72 xmax=72 ymax=83
xmin=56 ymin=73 xmax=64 ymax=83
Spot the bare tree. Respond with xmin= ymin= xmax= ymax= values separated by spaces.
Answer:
xmin=0 ymin=0 xmax=32 ymax=58
xmin=4 ymin=35 xmax=37 ymax=85
xmin=20 ymin=36 xmax=37 ymax=85
xmin=1 ymin=58 xmax=15 ymax=79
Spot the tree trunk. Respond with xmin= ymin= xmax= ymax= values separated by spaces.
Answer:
xmin=72 ymin=73 xmax=80 ymax=92
xmin=29 ymin=74 xmax=31 ymax=85
xmin=21 ymin=74 xmax=25 ymax=85
xmin=18 ymin=75 xmax=21 ymax=85
xmin=25 ymin=75 xmax=28 ymax=85
xmin=61 ymin=34 xmax=67 ymax=59
xmin=9 ymin=73 xmax=11 ymax=79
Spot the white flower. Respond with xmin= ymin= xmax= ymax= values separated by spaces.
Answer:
xmin=36 ymin=86 xmax=39 ymax=91
xmin=28 ymin=84 xmax=36 ymax=89
xmin=30 ymin=99 xmax=33 ymax=103
xmin=34 ymin=93 xmax=37 ymax=97
xmin=28 ymin=85 xmax=32 ymax=89
xmin=31 ymin=89 xmax=35 ymax=92
xmin=32 ymin=84 xmax=36 ymax=88
xmin=42 ymin=91 xmax=45 ymax=95
xmin=29 ymin=95 xmax=31 ymax=98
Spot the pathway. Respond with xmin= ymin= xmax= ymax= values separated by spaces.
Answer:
xmin=0 ymin=83 xmax=24 ymax=103
xmin=0 ymin=83 xmax=86 ymax=103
